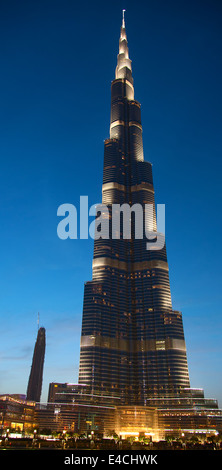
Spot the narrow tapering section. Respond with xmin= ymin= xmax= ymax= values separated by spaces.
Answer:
xmin=78 ymin=15 xmax=190 ymax=405
xmin=122 ymin=9 xmax=125 ymax=28
xmin=115 ymin=11 xmax=133 ymax=85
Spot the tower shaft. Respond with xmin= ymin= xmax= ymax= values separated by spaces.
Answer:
xmin=78 ymin=15 xmax=190 ymax=405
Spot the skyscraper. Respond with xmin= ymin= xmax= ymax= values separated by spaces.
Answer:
xmin=78 ymin=12 xmax=190 ymax=406
xmin=27 ymin=327 xmax=46 ymax=402
xmin=40 ymin=12 xmax=222 ymax=439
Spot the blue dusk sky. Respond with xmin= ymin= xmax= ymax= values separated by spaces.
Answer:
xmin=0 ymin=0 xmax=221 ymax=404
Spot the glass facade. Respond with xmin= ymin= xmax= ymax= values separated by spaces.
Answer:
xmin=78 ymin=17 xmax=190 ymax=405
xmin=0 ymin=395 xmax=36 ymax=432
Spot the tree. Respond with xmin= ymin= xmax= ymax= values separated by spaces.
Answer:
xmin=106 ymin=430 xmax=118 ymax=439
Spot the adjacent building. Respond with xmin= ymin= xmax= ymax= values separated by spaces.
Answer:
xmin=26 ymin=327 xmax=46 ymax=403
xmin=0 ymin=395 xmax=36 ymax=433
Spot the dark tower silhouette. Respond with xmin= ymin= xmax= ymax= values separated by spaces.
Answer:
xmin=26 ymin=327 xmax=46 ymax=402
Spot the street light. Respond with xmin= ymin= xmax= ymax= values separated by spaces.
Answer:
xmin=62 ymin=430 xmax=66 ymax=449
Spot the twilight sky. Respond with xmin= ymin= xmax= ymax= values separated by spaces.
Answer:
xmin=0 ymin=0 xmax=222 ymax=405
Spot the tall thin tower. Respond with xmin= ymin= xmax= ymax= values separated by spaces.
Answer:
xmin=78 ymin=12 xmax=190 ymax=405
xmin=26 ymin=326 xmax=46 ymax=402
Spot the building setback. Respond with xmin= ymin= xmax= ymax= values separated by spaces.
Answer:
xmin=26 ymin=327 xmax=46 ymax=403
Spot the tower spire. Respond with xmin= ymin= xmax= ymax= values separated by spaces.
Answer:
xmin=122 ymin=9 xmax=125 ymax=28
xmin=115 ymin=9 xmax=133 ymax=85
